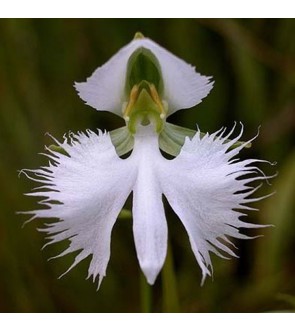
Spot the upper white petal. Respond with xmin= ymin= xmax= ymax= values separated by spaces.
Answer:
xmin=24 ymin=130 xmax=135 ymax=287
xmin=75 ymin=38 xmax=213 ymax=116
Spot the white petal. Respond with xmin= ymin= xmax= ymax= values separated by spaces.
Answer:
xmin=130 ymin=126 xmax=168 ymax=284
xmin=23 ymin=130 xmax=135 ymax=287
xmin=141 ymin=39 xmax=213 ymax=115
xmin=159 ymin=125 xmax=272 ymax=284
xmin=75 ymin=38 xmax=213 ymax=117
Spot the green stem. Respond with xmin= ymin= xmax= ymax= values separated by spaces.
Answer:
xmin=140 ymin=271 xmax=152 ymax=313
xmin=162 ymin=240 xmax=180 ymax=312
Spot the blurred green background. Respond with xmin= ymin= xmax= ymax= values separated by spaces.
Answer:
xmin=0 ymin=18 xmax=294 ymax=313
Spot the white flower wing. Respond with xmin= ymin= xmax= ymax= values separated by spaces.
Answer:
xmin=75 ymin=41 xmax=137 ymax=116
xmin=159 ymin=125 xmax=272 ymax=284
xmin=23 ymin=131 xmax=135 ymax=287
xmin=140 ymin=39 xmax=213 ymax=115
xmin=75 ymin=38 xmax=213 ymax=116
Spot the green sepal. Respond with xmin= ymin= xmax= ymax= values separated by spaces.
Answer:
xmin=159 ymin=123 xmax=195 ymax=156
xmin=109 ymin=126 xmax=134 ymax=156
xmin=159 ymin=122 xmax=252 ymax=157
xmin=48 ymin=126 xmax=134 ymax=158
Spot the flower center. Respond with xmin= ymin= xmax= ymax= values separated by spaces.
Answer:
xmin=123 ymin=45 xmax=167 ymax=135
xmin=123 ymin=81 xmax=167 ymax=134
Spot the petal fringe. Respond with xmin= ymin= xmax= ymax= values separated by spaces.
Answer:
xmin=159 ymin=124 xmax=275 ymax=283
xmin=21 ymin=123 xmax=274 ymax=287
xmin=22 ymin=130 xmax=135 ymax=288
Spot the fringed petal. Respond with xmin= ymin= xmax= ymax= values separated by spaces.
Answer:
xmin=22 ymin=130 xmax=135 ymax=288
xmin=159 ymin=124 xmax=274 ymax=284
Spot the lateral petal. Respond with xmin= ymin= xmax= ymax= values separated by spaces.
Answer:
xmin=159 ymin=125 xmax=272 ymax=284
xmin=23 ymin=130 xmax=135 ymax=287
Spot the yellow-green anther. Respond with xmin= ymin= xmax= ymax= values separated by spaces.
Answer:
xmin=123 ymin=82 xmax=166 ymax=135
xmin=149 ymin=83 xmax=167 ymax=119
xmin=123 ymin=84 xmax=139 ymax=122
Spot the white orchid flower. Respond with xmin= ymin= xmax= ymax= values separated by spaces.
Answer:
xmin=21 ymin=33 xmax=274 ymax=288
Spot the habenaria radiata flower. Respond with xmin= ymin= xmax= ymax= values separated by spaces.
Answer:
xmin=21 ymin=33 xmax=274 ymax=288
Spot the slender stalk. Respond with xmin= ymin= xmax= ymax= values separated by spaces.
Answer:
xmin=140 ymin=271 xmax=152 ymax=313
xmin=162 ymin=240 xmax=180 ymax=312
